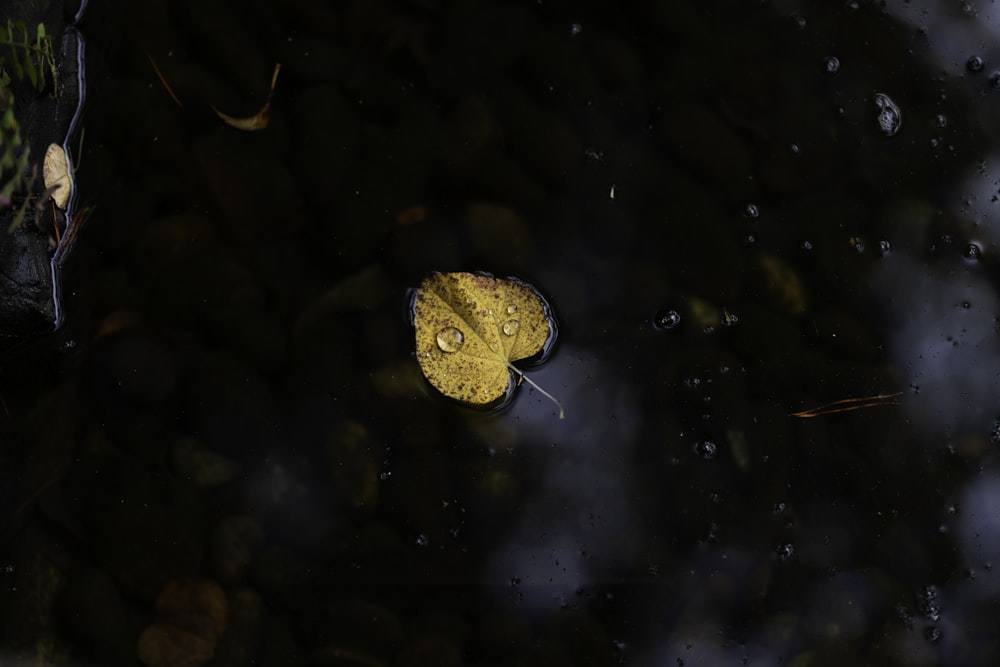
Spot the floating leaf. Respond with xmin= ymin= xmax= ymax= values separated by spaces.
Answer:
xmin=412 ymin=271 xmax=563 ymax=418
xmin=42 ymin=142 xmax=71 ymax=209
xmin=212 ymin=63 xmax=281 ymax=131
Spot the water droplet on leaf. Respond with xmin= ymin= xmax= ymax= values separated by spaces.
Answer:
xmin=436 ymin=327 xmax=465 ymax=353
xmin=506 ymin=304 xmax=518 ymax=315
xmin=502 ymin=320 xmax=520 ymax=336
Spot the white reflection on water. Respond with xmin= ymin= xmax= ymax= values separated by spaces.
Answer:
xmin=484 ymin=347 xmax=640 ymax=612
xmin=958 ymin=475 xmax=1000 ymax=596
xmin=873 ymin=255 xmax=1000 ymax=439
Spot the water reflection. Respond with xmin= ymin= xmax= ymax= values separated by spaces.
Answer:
xmin=874 ymin=255 xmax=1000 ymax=438
xmin=486 ymin=350 xmax=639 ymax=612
xmin=9 ymin=0 xmax=1000 ymax=664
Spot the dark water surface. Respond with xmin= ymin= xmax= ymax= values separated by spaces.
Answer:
xmin=4 ymin=0 xmax=1000 ymax=665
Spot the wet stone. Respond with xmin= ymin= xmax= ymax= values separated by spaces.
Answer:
xmin=56 ymin=565 xmax=133 ymax=665
xmin=87 ymin=334 xmax=178 ymax=406
xmin=325 ymin=420 xmax=384 ymax=513
xmin=172 ymin=437 xmax=240 ymax=489
xmin=137 ymin=577 xmax=229 ymax=667
xmin=137 ymin=623 xmax=215 ymax=667
xmin=301 ymin=599 xmax=403 ymax=662
xmin=211 ymin=588 xmax=264 ymax=667
xmin=211 ymin=515 xmax=263 ymax=584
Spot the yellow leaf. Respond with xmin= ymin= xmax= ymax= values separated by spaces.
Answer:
xmin=412 ymin=271 xmax=564 ymax=418
xmin=43 ymin=142 xmax=72 ymax=209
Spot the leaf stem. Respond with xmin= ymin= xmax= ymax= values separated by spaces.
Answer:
xmin=507 ymin=363 xmax=565 ymax=419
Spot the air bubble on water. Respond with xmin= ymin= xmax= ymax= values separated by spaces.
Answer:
xmin=695 ymin=441 xmax=717 ymax=460
xmin=801 ymin=240 xmax=813 ymax=251
xmin=924 ymin=627 xmax=942 ymax=643
xmin=874 ymin=93 xmax=902 ymax=136
xmin=964 ymin=243 xmax=982 ymax=260
xmin=917 ymin=585 xmax=941 ymax=622
xmin=502 ymin=320 xmax=520 ymax=336
xmin=436 ymin=327 xmax=465 ymax=352
xmin=823 ymin=56 xmax=840 ymax=75
xmin=652 ymin=309 xmax=681 ymax=331
xmin=569 ymin=22 xmax=583 ymax=36
xmin=934 ymin=114 xmax=947 ymax=128
xmin=720 ymin=307 xmax=739 ymax=327
xmin=416 ymin=533 xmax=429 ymax=547
xmin=744 ymin=203 xmax=760 ymax=219
xmin=991 ymin=72 xmax=1000 ymax=89
xmin=777 ymin=543 xmax=795 ymax=561
xmin=968 ymin=55 xmax=985 ymax=72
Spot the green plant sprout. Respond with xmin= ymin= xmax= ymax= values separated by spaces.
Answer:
xmin=0 ymin=20 xmax=57 ymax=94
xmin=0 ymin=20 xmax=56 ymax=232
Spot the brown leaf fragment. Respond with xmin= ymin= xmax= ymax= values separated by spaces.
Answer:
xmin=212 ymin=63 xmax=281 ymax=131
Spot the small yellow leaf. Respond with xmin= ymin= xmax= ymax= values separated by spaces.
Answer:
xmin=412 ymin=271 xmax=563 ymax=418
xmin=212 ymin=63 xmax=281 ymax=132
xmin=43 ymin=143 xmax=72 ymax=209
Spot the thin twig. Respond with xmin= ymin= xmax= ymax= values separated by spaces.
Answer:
xmin=790 ymin=391 xmax=903 ymax=418
xmin=147 ymin=53 xmax=182 ymax=107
